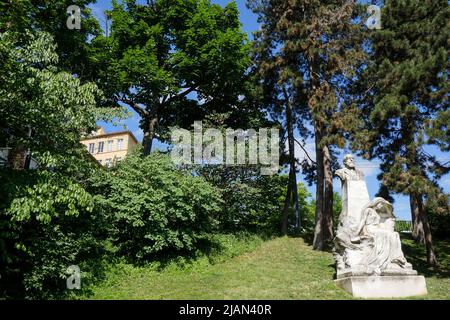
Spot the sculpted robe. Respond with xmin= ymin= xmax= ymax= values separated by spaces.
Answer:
xmin=333 ymin=165 xmax=415 ymax=278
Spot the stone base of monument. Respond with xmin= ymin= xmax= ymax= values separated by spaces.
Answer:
xmin=334 ymin=275 xmax=427 ymax=298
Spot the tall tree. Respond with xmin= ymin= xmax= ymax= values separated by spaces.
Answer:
xmin=353 ymin=0 xmax=449 ymax=265
xmin=0 ymin=31 xmax=115 ymax=298
xmin=250 ymin=0 xmax=365 ymax=246
xmin=89 ymin=0 xmax=252 ymax=155
xmin=0 ymin=0 xmax=101 ymax=78
xmin=0 ymin=31 xmax=110 ymax=169
xmin=250 ymin=0 xmax=304 ymax=234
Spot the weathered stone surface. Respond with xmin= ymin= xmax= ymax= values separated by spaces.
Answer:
xmin=334 ymin=275 xmax=428 ymax=298
xmin=337 ymin=268 xmax=417 ymax=279
xmin=333 ymin=154 xmax=427 ymax=297
xmin=335 ymin=163 xmax=370 ymax=226
xmin=343 ymin=180 xmax=370 ymax=224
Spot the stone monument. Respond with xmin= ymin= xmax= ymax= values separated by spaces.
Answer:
xmin=333 ymin=154 xmax=427 ymax=298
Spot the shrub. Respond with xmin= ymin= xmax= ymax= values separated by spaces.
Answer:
xmin=0 ymin=169 xmax=107 ymax=299
xmin=94 ymin=152 xmax=222 ymax=262
xmin=196 ymin=165 xmax=293 ymax=234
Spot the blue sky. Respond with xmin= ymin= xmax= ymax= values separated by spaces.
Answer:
xmin=90 ymin=0 xmax=450 ymax=220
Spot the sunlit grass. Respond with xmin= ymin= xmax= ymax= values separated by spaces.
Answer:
xmin=76 ymin=236 xmax=449 ymax=300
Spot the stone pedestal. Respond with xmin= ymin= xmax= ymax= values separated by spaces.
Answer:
xmin=334 ymin=275 xmax=427 ymax=298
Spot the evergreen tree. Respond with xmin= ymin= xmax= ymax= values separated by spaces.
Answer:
xmin=250 ymin=0 xmax=365 ymax=246
xmin=352 ymin=0 xmax=449 ymax=265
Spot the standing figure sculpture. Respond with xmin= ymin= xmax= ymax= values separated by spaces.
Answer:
xmin=333 ymin=155 xmax=416 ymax=278
xmin=335 ymin=154 xmax=370 ymax=227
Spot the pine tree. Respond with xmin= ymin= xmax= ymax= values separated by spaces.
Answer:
xmin=353 ymin=0 xmax=449 ymax=265
xmin=250 ymin=0 xmax=365 ymax=246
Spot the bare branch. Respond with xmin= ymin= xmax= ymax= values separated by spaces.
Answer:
xmin=115 ymin=95 xmax=147 ymax=117
xmin=163 ymin=86 xmax=199 ymax=106
xmin=294 ymin=137 xmax=317 ymax=164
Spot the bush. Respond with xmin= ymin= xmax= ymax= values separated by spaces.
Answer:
xmin=298 ymin=191 xmax=342 ymax=236
xmin=0 ymin=169 xmax=107 ymax=299
xmin=194 ymin=165 xmax=287 ymax=233
xmin=93 ymin=152 xmax=222 ymax=263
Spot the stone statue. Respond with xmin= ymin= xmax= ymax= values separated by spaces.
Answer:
xmin=333 ymin=155 xmax=427 ymax=297
xmin=333 ymin=155 xmax=417 ymax=280
xmin=335 ymin=154 xmax=365 ymax=182
xmin=355 ymin=198 xmax=413 ymax=275
xmin=335 ymin=154 xmax=370 ymax=228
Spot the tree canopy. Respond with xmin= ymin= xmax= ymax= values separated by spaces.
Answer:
xmin=89 ymin=0 xmax=255 ymax=154
xmin=352 ymin=0 xmax=449 ymax=265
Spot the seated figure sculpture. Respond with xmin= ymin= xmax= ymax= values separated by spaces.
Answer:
xmin=333 ymin=155 xmax=416 ymax=278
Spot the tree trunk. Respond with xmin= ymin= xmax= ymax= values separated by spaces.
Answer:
xmin=7 ymin=145 xmax=27 ymax=170
xmin=410 ymin=194 xmax=425 ymax=243
xmin=411 ymin=193 xmax=437 ymax=266
xmin=291 ymin=170 xmax=300 ymax=231
xmin=142 ymin=116 xmax=158 ymax=156
xmin=281 ymin=167 xmax=294 ymax=235
xmin=322 ymin=144 xmax=334 ymax=243
xmin=313 ymin=125 xmax=325 ymax=250
xmin=286 ymin=96 xmax=300 ymax=231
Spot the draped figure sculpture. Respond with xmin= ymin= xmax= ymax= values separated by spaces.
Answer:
xmin=333 ymin=155 xmax=416 ymax=278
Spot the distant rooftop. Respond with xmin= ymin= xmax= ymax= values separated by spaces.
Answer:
xmin=82 ymin=127 xmax=139 ymax=144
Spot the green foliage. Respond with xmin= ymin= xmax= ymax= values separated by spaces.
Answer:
xmin=0 ymin=31 xmax=115 ymax=299
xmin=6 ymin=172 xmax=94 ymax=223
xmin=0 ymin=0 xmax=101 ymax=78
xmin=0 ymin=31 xmax=126 ymax=169
xmin=332 ymin=192 xmax=343 ymax=230
xmin=89 ymin=0 xmax=254 ymax=152
xmin=426 ymin=192 xmax=450 ymax=240
xmin=0 ymin=169 xmax=108 ymax=299
xmin=301 ymin=191 xmax=342 ymax=234
xmin=395 ymin=220 xmax=413 ymax=234
xmin=352 ymin=0 xmax=449 ymax=198
xmin=92 ymin=151 xmax=222 ymax=262
xmin=195 ymin=165 xmax=294 ymax=234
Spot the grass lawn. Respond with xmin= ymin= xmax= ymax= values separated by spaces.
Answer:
xmin=78 ymin=236 xmax=450 ymax=300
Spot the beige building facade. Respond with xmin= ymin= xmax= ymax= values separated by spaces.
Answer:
xmin=81 ymin=127 xmax=138 ymax=167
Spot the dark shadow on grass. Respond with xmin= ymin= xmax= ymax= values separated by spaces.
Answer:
xmin=129 ymin=231 xmax=276 ymax=272
xmin=401 ymin=234 xmax=450 ymax=279
xmin=295 ymin=231 xmax=334 ymax=253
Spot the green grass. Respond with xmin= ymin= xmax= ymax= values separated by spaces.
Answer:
xmin=401 ymin=237 xmax=450 ymax=300
xmin=76 ymin=235 xmax=450 ymax=300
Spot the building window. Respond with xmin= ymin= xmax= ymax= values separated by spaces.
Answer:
xmin=117 ymin=138 xmax=124 ymax=150
xmin=105 ymin=158 xmax=112 ymax=168
xmin=107 ymin=140 xmax=114 ymax=152
xmin=98 ymin=141 xmax=104 ymax=153
xmin=88 ymin=143 xmax=95 ymax=154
